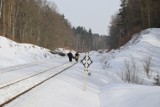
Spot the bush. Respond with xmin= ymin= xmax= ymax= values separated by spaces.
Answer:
xmin=58 ymin=52 xmax=66 ymax=56
xmin=50 ymin=51 xmax=66 ymax=57
xmin=121 ymin=59 xmax=142 ymax=84
xmin=143 ymin=57 xmax=152 ymax=78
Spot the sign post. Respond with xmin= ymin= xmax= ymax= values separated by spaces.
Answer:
xmin=81 ymin=52 xmax=93 ymax=91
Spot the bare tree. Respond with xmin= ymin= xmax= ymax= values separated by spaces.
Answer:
xmin=0 ymin=0 xmax=2 ymax=19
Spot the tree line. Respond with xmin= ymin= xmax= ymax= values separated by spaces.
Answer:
xmin=0 ymin=0 xmax=75 ymax=50
xmin=73 ymin=26 xmax=110 ymax=52
xmin=0 ymin=0 xmax=109 ymax=51
xmin=109 ymin=0 xmax=160 ymax=49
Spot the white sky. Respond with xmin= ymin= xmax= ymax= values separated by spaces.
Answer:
xmin=51 ymin=0 xmax=120 ymax=35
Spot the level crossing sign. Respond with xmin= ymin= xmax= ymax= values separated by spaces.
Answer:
xmin=81 ymin=54 xmax=93 ymax=69
xmin=80 ymin=52 xmax=93 ymax=91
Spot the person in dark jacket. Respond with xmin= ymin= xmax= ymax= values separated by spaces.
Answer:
xmin=74 ymin=52 xmax=80 ymax=62
xmin=67 ymin=51 xmax=73 ymax=62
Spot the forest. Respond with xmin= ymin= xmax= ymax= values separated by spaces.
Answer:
xmin=1 ymin=0 xmax=159 ymax=51
xmin=0 ymin=0 xmax=109 ymax=52
xmin=109 ymin=0 xmax=160 ymax=49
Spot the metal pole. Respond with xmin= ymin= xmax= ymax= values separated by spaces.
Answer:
xmin=84 ymin=52 xmax=88 ymax=91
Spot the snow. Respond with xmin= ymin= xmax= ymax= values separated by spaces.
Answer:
xmin=100 ymin=83 xmax=160 ymax=107
xmin=0 ymin=28 xmax=160 ymax=107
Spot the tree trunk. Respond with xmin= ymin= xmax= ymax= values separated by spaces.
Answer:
xmin=0 ymin=0 xmax=2 ymax=19
xmin=2 ymin=0 xmax=6 ymax=36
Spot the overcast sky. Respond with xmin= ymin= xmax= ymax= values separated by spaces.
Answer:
xmin=51 ymin=0 xmax=120 ymax=35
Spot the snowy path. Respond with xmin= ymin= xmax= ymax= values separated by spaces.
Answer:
xmin=2 ymin=53 xmax=113 ymax=107
xmin=4 ymin=62 xmax=101 ymax=107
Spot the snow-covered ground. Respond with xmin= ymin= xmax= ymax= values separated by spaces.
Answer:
xmin=1 ymin=28 xmax=160 ymax=107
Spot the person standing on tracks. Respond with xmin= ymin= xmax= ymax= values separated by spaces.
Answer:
xmin=67 ymin=51 xmax=74 ymax=62
xmin=74 ymin=52 xmax=80 ymax=62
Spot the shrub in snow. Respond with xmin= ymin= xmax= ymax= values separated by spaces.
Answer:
xmin=121 ymin=59 xmax=143 ymax=84
xmin=98 ymin=50 xmax=103 ymax=53
xmin=143 ymin=57 xmax=152 ymax=79
xmin=50 ymin=50 xmax=66 ymax=57
xmin=57 ymin=52 xmax=66 ymax=56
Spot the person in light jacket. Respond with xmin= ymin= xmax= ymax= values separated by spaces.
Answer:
xmin=74 ymin=52 xmax=80 ymax=62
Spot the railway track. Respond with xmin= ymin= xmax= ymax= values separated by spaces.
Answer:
xmin=0 ymin=62 xmax=44 ymax=74
xmin=0 ymin=61 xmax=68 ymax=89
xmin=0 ymin=62 xmax=76 ymax=107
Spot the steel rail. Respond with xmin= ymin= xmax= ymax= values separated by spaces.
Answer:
xmin=0 ymin=62 xmax=76 ymax=107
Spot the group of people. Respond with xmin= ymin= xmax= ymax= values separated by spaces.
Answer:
xmin=67 ymin=51 xmax=79 ymax=62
